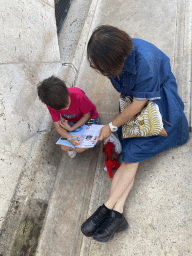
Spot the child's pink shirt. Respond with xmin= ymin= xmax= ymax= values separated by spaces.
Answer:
xmin=47 ymin=87 xmax=98 ymax=123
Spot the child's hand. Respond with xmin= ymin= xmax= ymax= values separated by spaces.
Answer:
xmin=70 ymin=136 xmax=82 ymax=146
xmin=59 ymin=120 xmax=73 ymax=131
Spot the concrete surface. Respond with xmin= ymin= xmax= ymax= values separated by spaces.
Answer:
xmin=58 ymin=0 xmax=101 ymax=86
xmin=36 ymin=145 xmax=101 ymax=256
xmin=0 ymin=0 xmax=59 ymax=63
xmin=58 ymin=0 xmax=93 ymax=64
xmin=36 ymin=0 xmax=192 ymax=256
xmin=0 ymin=126 xmax=63 ymax=255
xmin=0 ymin=0 xmax=66 ymax=255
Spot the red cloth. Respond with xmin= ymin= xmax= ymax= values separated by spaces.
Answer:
xmin=103 ymin=142 xmax=120 ymax=178
xmin=47 ymin=87 xmax=98 ymax=123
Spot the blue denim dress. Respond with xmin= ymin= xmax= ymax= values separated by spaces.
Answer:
xmin=109 ymin=39 xmax=189 ymax=163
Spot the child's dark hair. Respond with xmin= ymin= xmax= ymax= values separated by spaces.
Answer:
xmin=37 ymin=76 xmax=69 ymax=110
xmin=87 ymin=25 xmax=133 ymax=76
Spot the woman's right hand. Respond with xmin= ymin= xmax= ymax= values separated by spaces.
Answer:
xmin=98 ymin=124 xmax=112 ymax=141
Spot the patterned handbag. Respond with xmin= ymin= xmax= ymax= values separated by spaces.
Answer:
xmin=119 ymin=96 xmax=167 ymax=138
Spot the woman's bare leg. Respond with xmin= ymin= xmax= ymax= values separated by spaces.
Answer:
xmin=112 ymin=178 xmax=135 ymax=213
xmin=104 ymin=162 xmax=139 ymax=212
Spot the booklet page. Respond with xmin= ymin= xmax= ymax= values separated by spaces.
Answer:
xmin=56 ymin=124 xmax=104 ymax=148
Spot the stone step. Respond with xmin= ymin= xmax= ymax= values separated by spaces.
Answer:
xmin=35 ymin=0 xmax=192 ymax=255
xmin=36 ymin=145 xmax=101 ymax=256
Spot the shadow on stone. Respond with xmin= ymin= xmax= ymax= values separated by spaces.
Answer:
xmin=10 ymin=199 xmax=48 ymax=256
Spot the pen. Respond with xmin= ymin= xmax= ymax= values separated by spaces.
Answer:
xmin=61 ymin=137 xmax=82 ymax=141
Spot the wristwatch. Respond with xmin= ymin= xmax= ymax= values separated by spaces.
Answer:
xmin=109 ymin=122 xmax=118 ymax=132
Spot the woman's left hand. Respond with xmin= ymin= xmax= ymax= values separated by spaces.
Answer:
xmin=98 ymin=124 xmax=112 ymax=141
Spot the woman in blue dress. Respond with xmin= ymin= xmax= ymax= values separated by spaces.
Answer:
xmin=81 ymin=25 xmax=189 ymax=242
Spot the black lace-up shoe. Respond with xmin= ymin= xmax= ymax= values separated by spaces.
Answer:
xmin=81 ymin=205 xmax=111 ymax=237
xmin=93 ymin=210 xmax=128 ymax=242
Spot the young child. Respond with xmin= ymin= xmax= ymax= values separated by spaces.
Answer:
xmin=37 ymin=76 xmax=99 ymax=158
xmin=37 ymin=76 xmax=121 ymax=158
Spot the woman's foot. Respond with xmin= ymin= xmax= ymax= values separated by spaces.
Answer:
xmin=93 ymin=210 xmax=128 ymax=242
xmin=81 ymin=204 xmax=111 ymax=237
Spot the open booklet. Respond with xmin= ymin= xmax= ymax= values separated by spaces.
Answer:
xmin=56 ymin=124 xmax=104 ymax=148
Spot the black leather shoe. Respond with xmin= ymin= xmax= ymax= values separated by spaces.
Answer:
xmin=93 ymin=210 xmax=128 ymax=242
xmin=81 ymin=205 xmax=111 ymax=237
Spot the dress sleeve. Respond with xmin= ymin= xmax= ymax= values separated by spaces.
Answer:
xmin=132 ymin=76 xmax=161 ymax=100
xmin=131 ymin=49 xmax=161 ymax=100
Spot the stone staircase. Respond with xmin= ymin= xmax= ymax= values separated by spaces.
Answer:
xmin=36 ymin=0 xmax=192 ymax=255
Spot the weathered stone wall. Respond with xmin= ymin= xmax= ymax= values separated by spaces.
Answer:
xmin=0 ymin=0 xmax=61 ymax=230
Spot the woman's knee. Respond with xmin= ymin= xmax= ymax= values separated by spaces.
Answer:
xmin=121 ymin=162 xmax=139 ymax=171
xmin=122 ymin=161 xmax=139 ymax=167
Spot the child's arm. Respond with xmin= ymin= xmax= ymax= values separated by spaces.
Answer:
xmin=60 ymin=112 xmax=91 ymax=132
xmin=54 ymin=121 xmax=81 ymax=146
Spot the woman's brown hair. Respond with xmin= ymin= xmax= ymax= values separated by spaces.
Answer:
xmin=87 ymin=25 xmax=133 ymax=76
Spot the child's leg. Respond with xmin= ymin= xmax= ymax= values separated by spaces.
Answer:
xmin=60 ymin=145 xmax=72 ymax=151
xmin=61 ymin=145 xmax=88 ymax=153
xmin=85 ymin=117 xmax=99 ymax=125
xmin=73 ymin=147 xmax=88 ymax=153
